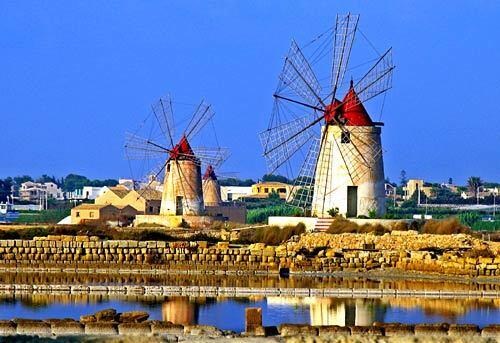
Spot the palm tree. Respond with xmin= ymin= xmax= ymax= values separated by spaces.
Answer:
xmin=467 ymin=176 xmax=483 ymax=198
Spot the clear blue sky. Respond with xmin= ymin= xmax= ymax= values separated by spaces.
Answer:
xmin=1 ymin=1 xmax=499 ymax=184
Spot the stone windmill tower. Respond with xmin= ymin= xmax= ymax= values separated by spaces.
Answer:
xmin=260 ymin=13 xmax=394 ymax=218
xmin=125 ymin=95 xmax=229 ymax=216
xmin=202 ymin=165 xmax=222 ymax=206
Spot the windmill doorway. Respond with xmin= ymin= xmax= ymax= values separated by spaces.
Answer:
xmin=175 ymin=196 xmax=184 ymax=215
xmin=347 ymin=186 xmax=358 ymax=218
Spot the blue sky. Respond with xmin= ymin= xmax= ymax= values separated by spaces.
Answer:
xmin=1 ymin=1 xmax=499 ymax=184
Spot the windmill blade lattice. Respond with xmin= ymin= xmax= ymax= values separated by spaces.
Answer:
xmin=277 ymin=40 xmax=324 ymax=107
xmin=287 ymin=137 xmax=321 ymax=211
xmin=331 ymin=14 xmax=359 ymax=93
xmin=350 ymin=48 xmax=394 ymax=109
xmin=259 ymin=115 xmax=317 ymax=173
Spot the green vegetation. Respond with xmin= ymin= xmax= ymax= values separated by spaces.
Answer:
xmin=247 ymin=205 xmax=303 ymax=224
xmin=14 ymin=208 xmax=70 ymax=224
xmin=61 ymin=174 xmax=118 ymax=192
xmin=237 ymin=223 xmax=305 ymax=245
xmin=327 ymin=207 xmax=339 ymax=217
xmin=218 ymin=178 xmax=255 ymax=187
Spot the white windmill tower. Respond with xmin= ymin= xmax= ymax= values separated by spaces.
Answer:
xmin=260 ymin=14 xmax=394 ymax=218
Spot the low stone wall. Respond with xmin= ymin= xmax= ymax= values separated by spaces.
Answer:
xmin=0 ymin=233 xmax=498 ymax=277
xmin=0 ymin=318 xmax=498 ymax=339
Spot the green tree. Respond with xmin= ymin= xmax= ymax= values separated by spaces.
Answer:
xmin=0 ymin=178 xmax=13 ymax=202
xmin=467 ymin=176 xmax=483 ymax=198
xmin=62 ymin=174 xmax=89 ymax=192
xmin=13 ymin=175 xmax=33 ymax=185
xmin=262 ymin=174 xmax=291 ymax=184
xmin=36 ymin=174 xmax=57 ymax=184
xmin=218 ymin=178 xmax=255 ymax=187
xmin=399 ymin=170 xmax=408 ymax=187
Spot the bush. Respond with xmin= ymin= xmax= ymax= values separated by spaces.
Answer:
xmin=391 ymin=221 xmax=409 ymax=231
xmin=327 ymin=207 xmax=339 ymax=217
xmin=326 ymin=218 xmax=390 ymax=235
xmin=463 ymin=248 xmax=495 ymax=258
xmin=327 ymin=217 xmax=360 ymax=234
xmin=421 ymin=218 xmax=471 ymax=235
xmin=237 ymin=223 xmax=306 ymax=245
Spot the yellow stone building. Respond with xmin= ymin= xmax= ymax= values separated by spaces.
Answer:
xmin=250 ymin=182 xmax=293 ymax=200
xmin=95 ymin=185 xmax=162 ymax=214
xmin=404 ymin=179 xmax=435 ymax=200
xmin=70 ymin=204 xmax=138 ymax=224
xmin=70 ymin=185 xmax=162 ymax=225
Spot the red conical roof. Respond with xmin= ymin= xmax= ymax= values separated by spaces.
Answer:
xmin=203 ymin=165 xmax=217 ymax=180
xmin=323 ymin=81 xmax=374 ymax=126
xmin=340 ymin=81 xmax=373 ymax=126
xmin=169 ymin=135 xmax=197 ymax=160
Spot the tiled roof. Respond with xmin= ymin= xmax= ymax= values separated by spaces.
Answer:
xmin=107 ymin=186 xmax=131 ymax=199
xmin=73 ymin=204 xmax=108 ymax=210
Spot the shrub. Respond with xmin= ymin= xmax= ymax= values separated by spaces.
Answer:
xmin=236 ymin=223 xmax=306 ymax=245
xmin=327 ymin=217 xmax=360 ymax=234
xmin=421 ymin=218 xmax=471 ymax=235
xmin=327 ymin=207 xmax=339 ymax=217
xmin=368 ymin=208 xmax=377 ymax=219
xmin=463 ymin=248 xmax=495 ymax=258
xmin=326 ymin=218 xmax=390 ymax=235
xmin=391 ymin=221 xmax=409 ymax=231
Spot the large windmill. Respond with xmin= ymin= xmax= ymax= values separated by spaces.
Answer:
xmin=125 ymin=95 xmax=229 ymax=216
xmin=260 ymin=14 xmax=394 ymax=218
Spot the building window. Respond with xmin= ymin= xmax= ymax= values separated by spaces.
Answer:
xmin=264 ymin=188 xmax=269 ymax=193
xmin=76 ymin=212 xmax=80 ymax=217
xmin=89 ymin=212 xmax=94 ymax=218
xmin=278 ymin=188 xmax=286 ymax=193
xmin=341 ymin=131 xmax=351 ymax=144
xmin=149 ymin=206 xmax=153 ymax=213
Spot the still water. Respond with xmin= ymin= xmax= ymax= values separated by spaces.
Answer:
xmin=0 ymin=294 xmax=498 ymax=332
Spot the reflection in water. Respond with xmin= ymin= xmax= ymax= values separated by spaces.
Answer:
xmin=0 ymin=271 xmax=498 ymax=292
xmin=162 ymin=297 xmax=197 ymax=325
xmin=267 ymin=297 xmax=384 ymax=326
xmin=0 ymin=293 xmax=498 ymax=331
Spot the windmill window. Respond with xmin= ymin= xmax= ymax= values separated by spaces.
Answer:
xmin=166 ymin=164 xmax=170 ymax=173
xmin=341 ymin=131 xmax=351 ymax=144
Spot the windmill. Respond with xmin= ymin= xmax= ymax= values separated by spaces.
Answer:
xmin=260 ymin=14 xmax=394 ymax=218
xmin=125 ymin=95 xmax=229 ymax=216
xmin=202 ymin=166 xmax=239 ymax=206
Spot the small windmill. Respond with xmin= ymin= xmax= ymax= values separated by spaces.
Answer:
xmin=260 ymin=14 xmax=394 ymax=218
xmin=125 ymin=95 xmax=229 ymax=216
xmin=202 ymin=166 xmax=239 ymax=206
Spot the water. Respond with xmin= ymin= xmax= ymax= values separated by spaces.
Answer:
xmin=0 ymin=294 xmax=497 ymax=332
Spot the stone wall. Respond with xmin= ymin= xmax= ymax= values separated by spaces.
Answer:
xmin=0 ymin=232 xmax=498 ymax=277
xmin=0 ymin=317 xmax=498 ymax=340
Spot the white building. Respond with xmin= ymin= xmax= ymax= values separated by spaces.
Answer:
xmin=66 ymin=186 xmax=106 ymax=201
xmin=220 ymin=186 xmax=252 ymax=202
xmin=19 ymin=182 xmax=64 ymax=202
